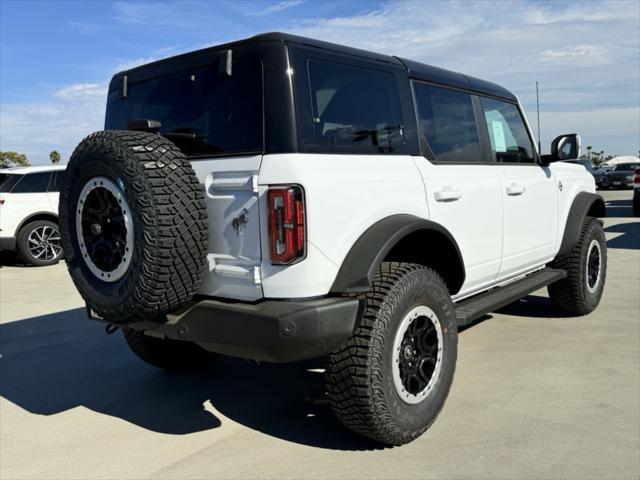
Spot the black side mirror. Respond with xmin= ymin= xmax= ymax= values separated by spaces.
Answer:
xmin=549 ymin=133 xmax=581 ymax=161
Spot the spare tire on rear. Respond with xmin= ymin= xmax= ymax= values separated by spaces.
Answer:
xmin=59 ymin=130 xmax=208 ymax=324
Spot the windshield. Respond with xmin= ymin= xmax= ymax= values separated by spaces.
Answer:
xmin=105 ymin=60 xmax=263 ymax=157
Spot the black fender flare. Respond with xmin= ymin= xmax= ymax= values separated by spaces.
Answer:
xmin=557 ymin=192 xmax=606 ymax=256
xmin=329 ymin=214 xmax=465 ymax=294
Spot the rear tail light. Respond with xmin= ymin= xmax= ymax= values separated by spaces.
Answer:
xmin=634 ymin=168 xmax=640 ymax=185
xmin=267 ymin=185 xmax=305 ymax=264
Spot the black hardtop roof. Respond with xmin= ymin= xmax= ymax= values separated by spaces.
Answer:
xmin=113 ymin=32 xmax=517 ymax=102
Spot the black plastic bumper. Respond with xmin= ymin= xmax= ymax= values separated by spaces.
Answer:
xmin=0 ymin=236 xmax=16 ymax=251
xmin=125 ymin=296 xmax=361 ymax=363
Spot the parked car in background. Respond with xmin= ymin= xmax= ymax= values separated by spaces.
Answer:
xmin=603 ymin=162 xmax=640 ymax=189
xmin=594 ymin=164 xmax=614 ymax=189
xmin=633 ymin=168 xmax=640 ymax=216
xmin=0 ymin=165 xmax=66 ymax=265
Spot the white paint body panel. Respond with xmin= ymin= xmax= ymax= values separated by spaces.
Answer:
xmin=258 ymin=153 xmax=427 ymax=298
xmin=190 ymin=155 xmax=264 ymax=301
xmin=0 ymin=191 xmax=57 ymax=239
xmin=191 ymin=150 xmax=595 ymax=302
xmin=0 ymin=165 xmax=65 ymax=246
xmin=414 ymin=157 xmax=503 ymax=296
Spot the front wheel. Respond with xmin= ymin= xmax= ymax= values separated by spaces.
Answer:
xmin=325 ymin=262 xmax=458 ymax=446
xmin=548 ymin=217 xmax=607 ymax=316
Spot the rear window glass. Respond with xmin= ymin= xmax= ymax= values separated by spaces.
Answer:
xmin=11 ymin=172 xmax=51 ymax=193
xmin=0 ymin=174 xmax=23 ymax=193
xmin=302 ymin=59 xmax=405 ymax=154
xmin=105 ymin=60 xmax=263 ymax=157
xmin=413 ymin=83 xmax=482 ymax=162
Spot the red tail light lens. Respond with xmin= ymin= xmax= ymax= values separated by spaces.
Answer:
xmin=267 ymin=186 xmax=305 ymax=264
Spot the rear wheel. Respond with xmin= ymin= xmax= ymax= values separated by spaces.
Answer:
xmin=16 ymin=220 xmax=63 ymax=266
xmin=548 ymin=217 xmax=607 ymax=315
xmin=633 ymin=191 xmax=640 ymax=216
xmin=325 ymin=262 xmax=458 ymax=446
xmin=123 ymin=328 xmax=215 ymax=372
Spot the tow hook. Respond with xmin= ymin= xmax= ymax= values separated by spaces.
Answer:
xmin=105 ymin=324 xmax=119 ymax=335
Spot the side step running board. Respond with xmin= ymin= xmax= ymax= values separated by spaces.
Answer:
xmin=455 ymin=268 xmax=567 ymax=326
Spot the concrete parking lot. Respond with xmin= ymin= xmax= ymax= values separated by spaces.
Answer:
xmin=1 ymin=189 xmax=638 ymax=480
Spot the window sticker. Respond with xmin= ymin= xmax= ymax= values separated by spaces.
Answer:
xmin=491 ymin=120 xmax=507 ymax=152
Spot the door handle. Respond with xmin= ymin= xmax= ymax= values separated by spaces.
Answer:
xmin=434 ymin=188 xmax=463 ymax=202
xmin=506 ymin=183 xmax=526 ymax=196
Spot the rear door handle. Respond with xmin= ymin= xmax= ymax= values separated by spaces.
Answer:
xmin=506 ymin=183 xmax=526 ymax=196
xmin=434 ymin=188 xmax=463 ymax=202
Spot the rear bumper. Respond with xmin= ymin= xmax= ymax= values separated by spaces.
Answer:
xmin=0 ymin=236 xmax=16 ymax=251
xmin=124 ymin=296 xmax=361 ymax=363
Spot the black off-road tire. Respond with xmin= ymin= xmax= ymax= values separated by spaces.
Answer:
xmin=633 ymin=191 xmax=640 ymax=216
xmin=325 ymin=262 xmax=458 ymax=446
xmin=548 ymin=217 xmax=607 ymax=316
xmin=16 ymin=219 xmax=63 ymax=266
xmin=59 ymin=131 xmax=208 ymax=324
xmin=123 ymin=328 xmax=215 ymax=371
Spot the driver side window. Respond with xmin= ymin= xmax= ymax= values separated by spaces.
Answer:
xmin=481 ymin=98 xmax=535 ymax=163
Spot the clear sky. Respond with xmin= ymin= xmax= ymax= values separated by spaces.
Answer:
xmin=1 ymin=0 xmax=638 ymax=164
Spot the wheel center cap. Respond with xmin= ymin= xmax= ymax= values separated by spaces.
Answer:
xmin=403 ymin=345 xmax=414 ymax=360
xmin=90 ymin=223 xmax=102 ymax=235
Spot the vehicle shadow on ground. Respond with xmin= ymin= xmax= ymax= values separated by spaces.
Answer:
xmin=0 ymin=308 xmax=380 ymax=451
xmin=0 ymin=251 xmax=25 ymax=267
xmin=603 ymin=198 xmax=634 ymax=218
xmin=605 ymin=221 xmax=640 ymax=250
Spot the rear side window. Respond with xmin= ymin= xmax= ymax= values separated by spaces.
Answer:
xmin=105 ymin=60 xmax=263 ymax=157
xmin=302 ymin=59 xmax=405 ymax=153
xmin=480 ymin=98 xmax=535 ymax=163
xmin=49 ymin=171 xmax=66 ymax=192
xmin=413 ymin=83 xmax=482 ymax=162
xmin=0 ymin=174 xmax=23 ymax=193
xmin=11 ymin=172 xmax=51 ymax=193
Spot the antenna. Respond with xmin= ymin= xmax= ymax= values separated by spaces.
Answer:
xmin=536 ymin=81 xmax=541 ymax=153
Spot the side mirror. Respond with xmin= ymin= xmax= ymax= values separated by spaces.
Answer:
xmin=550 ymin=133 xmax=581 ymax=161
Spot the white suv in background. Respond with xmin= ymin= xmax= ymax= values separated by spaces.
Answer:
xmin=0 ymin=165 xmax=66 ymax=266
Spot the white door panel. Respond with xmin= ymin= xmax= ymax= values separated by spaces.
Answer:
xmin=499 ymin=166 xmax=558 ymax=276
xmin=416 ymin=159 xmax=503 ymax=295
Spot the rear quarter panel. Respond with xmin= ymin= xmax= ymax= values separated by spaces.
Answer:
xmin=258 ymin=153 xmax=427 ymax=298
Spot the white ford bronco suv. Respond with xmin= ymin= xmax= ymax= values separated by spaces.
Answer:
xmin=59 ymin=33 xmax=607 ymax=446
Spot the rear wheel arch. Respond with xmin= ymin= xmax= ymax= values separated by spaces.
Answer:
xmin=330 ymin=215 xmax=465 ymax=295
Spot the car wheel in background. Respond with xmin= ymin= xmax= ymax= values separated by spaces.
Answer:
xmin=16 ymin=219 xmax=64 ymax=266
